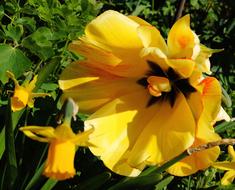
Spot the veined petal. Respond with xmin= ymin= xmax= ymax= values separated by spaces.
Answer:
xmin=59 ymin=62 xmax=143 ymax=113
xmin=167 ymin=15 xmax=200 ymax=59
xmin=165 ymin=58 xmax=195 ymax=78
xmin=69 ymin=39 xmax=122 ymax=67
xmin=19 ymin=126 xmax=56 ymax=142
xmin=85 ymin=90 xmax=158 ymax=176
xmin=85 ymin=10 xmax=142 ymax=49
xmin=221 ymin=170 xmax=235 ymax=185
xmin=127 ymin=92 xmax=196 ymax=166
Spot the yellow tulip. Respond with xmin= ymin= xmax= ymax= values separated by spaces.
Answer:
xmin=59 ymin=10 xmax=222 ymax=176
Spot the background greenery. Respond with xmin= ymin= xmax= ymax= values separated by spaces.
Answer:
xmin=0 ymin=0 xmax=234 ymax=189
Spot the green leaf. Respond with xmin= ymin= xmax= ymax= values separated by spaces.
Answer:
xmin=78 ymin=172 xmax=111 ymax=190
xmin=3 ymin=24 xmax=24 ymax=42
xmin=24 ymin=163 xmax=44 ymax=190
xmin=0 ymin=44 xmax=32 ymax=84
xmin=41 ymin=83 xmax=58 ymax=91
xmin=154 ymin=176 xmax=174 ymax=190
xmin=0 ymin=109 xmax=24 ymax=159
xmin=34 ymin=56 xmax=60 ymax=90
xmin=40 ymin=179 xmax=57 ymax=190
xmin=215 ymin=122 xmax=235 ymax=133
xmin=4 ymin=98 xmax=18 ymax=189
xmin=108 ymin=173 xmax=162 ymax=190
xmin=15 ymin=17 xmax=37 ymax=32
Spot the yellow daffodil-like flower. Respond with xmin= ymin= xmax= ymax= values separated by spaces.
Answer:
xmin=20 ymin=122 xmax=94 ymax=180
xmin=167 ymin=77 xmax=221 ymax=176
xmin=7 ymin=71 xmax=49 ymax=112
xmin=59 ymin=10 xmax=222 ymax=176
xmin=213 ymin=146 xmax=235 ymax=185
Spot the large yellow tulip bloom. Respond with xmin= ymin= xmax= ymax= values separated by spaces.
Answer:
xmin=59 ymin=10 xmax=222 ymax=176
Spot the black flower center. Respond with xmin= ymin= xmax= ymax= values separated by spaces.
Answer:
xmin=137 ymin=61 xmax=196 ymax=107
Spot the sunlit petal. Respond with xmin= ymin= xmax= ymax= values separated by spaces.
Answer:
xmin=167 ymin=15 xmax=200 ymax=59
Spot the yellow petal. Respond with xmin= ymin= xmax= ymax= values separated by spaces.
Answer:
xmin=127 ymin=92 xmax=195 ymax=166
xmin=85 ymin=90 xmax=157 ymax=176
xmin=167 ymin=135 xmax=220 ymax=176
xmin=54 ymin=124 xmax=76 ymax=140
xmin=213 ymin=162 xmax=235 ymax=171
xmin=85 ymin=10 xmax=142 ymax=49
xmin=137 ymin=25 xmax=168 ymax=53
xmin=128 ymin=15 xmax=151 ymax=26
xmin=196 ymin=77 xmax=221 ymax=139
xmin=19 ymin=126 xmax=56 ymax=142
xmin=26 ymin=75 xmax=38 ymax=92
xmin=11 ymin=86 xmax=29 ymax=112
xmin=69 ymin=39 xmax=122 ymax=67
xmin=71 ymin=127 xmax=94 ymax=146
xmin=167 ymin=15 xmax=200 ymax=59
xmin=221 ymin=170 xmax=235 ymax=185
xmin=43 ymin=140 xmax=76 ymax=180
xmin=59 ymin=62 xmax=143 ymax=113
xmin=165 ymin=58 xmax=195 ymax=78
xmin=228 ymin=145 xmax=235 ymax=161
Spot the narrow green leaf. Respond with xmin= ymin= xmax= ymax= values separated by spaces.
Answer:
xmin=108 ymin=173 xmax=162 ymax=190
xmin=78 ymin=172 xmax=111 ymax=190
xmin=24 ymin=163 xmax=44 ymax=190
xmin=0 ymin=109 xmax=24 ymax=159
xmin=215 ymin=122 xmax=235 ymax=133
xmin=154 ymin=176 xmax=174 ymax=190
xmin=40 ymin=179 xmax=57 ymax=190
xmin=0 ymin=44 xmax=32 ymax=84
xmin=5 ymin=97 xmax=18 ymax=189
xmin=34 ymin=57 xmax=60 ymax=91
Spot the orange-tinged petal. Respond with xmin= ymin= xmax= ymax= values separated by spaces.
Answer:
xmin=59 ymin=62 xmax=143 ymax=113
xmin=85 ymin=10 xmax=142 ymax=49
xmin=197 ymin=77 xmax=221 ymax=138
xmin=127 ymin=92 xmax=195 ymax=166
xmin=85 ymin=90 xmax=158 ymax=176
xmin=167 ymin=15 xmax=200 ymax=59
xmin=221 ymin=170 xmax=235 ymax=185
xmin=43 ymin=140 xmax=76 ymax=180
xmin=11 ymin=86 xmax=29 ymax=112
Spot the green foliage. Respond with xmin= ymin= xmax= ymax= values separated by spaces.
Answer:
xmin=0 ymin=0 xmax=234 ymax=190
